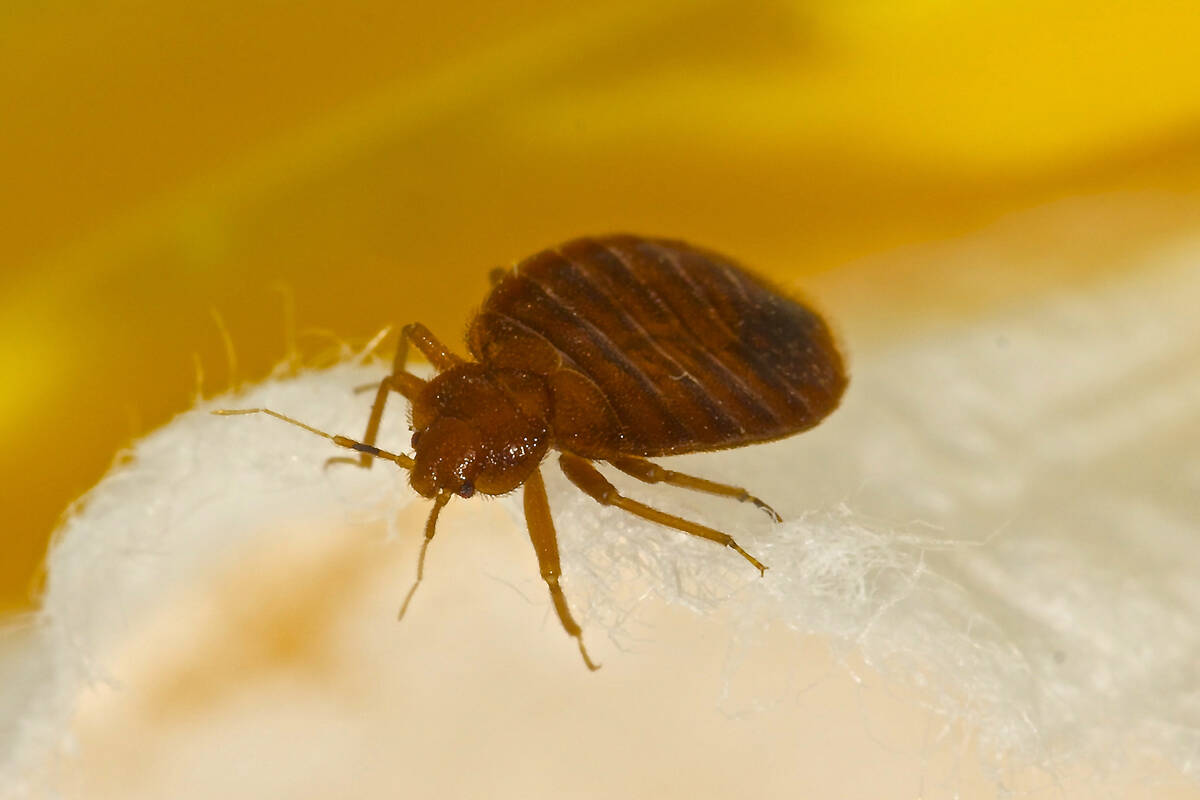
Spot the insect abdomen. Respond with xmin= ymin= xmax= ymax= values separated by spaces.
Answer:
xmin=472 ymin=235 xmax=847 ymax=457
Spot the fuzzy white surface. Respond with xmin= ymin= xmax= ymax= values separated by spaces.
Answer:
xmin=2 ymin=237 xmax=1199 ymax=797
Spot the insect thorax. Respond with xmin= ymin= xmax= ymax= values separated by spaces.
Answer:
xmin=409 ymin=365 xmax=552 ymax=498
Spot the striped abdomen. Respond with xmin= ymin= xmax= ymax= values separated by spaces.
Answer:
xmin=468 ymin=234 xmax=847 ymax=458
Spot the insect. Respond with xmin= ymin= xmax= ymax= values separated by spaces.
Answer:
xmin=218 ymin=234 xmax=847 ymax=670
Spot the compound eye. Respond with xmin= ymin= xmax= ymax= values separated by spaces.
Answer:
xmin=410 ymin=430 xmax=424 ymax=449
xmin=457 ymin=480 xmax=475 ymax=499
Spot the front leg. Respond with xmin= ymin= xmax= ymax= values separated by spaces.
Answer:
xmin=401 ymin=322 xmax=463 ymax=372
xmin=330 ymin=322 xmax=456 ymax=469
xmin=523 ymin=467 xmax=599 ymax=671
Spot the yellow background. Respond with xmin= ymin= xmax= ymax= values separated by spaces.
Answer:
xmin=3 ymin=0 xmax=1199 ymax=612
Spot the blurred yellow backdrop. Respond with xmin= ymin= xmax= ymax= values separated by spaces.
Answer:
xmin=2 ymin=0 xmax=1199 ymax=612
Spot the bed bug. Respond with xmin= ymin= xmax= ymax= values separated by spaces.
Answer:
xmin=218 ymin=234 xmax=847 ymax=670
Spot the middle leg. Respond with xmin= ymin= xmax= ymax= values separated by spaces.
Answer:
xmin=559 ymin=453 xmax=766 ymax=575
xmin=608 ymin=455 xmax=782 ymax=522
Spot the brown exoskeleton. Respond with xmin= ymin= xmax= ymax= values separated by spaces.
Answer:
xmin=219 ymin=235 xmax=847 ymax=669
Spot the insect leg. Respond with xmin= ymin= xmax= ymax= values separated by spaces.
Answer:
xmin=400 ymin=322 xmax=462 ymax=371
xmin=559 ymin=453 xmax=766 ymax=575
xmin=523 ymin=467 xmax=600 ymax=671
xmin=328 ymin=326 xmax=431 ymax=469
xmin=608 ymin=456 xmax=782 ymax=522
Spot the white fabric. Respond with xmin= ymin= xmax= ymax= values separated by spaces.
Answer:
xmin=2 ymin=236 xmax=1198 ymax=796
